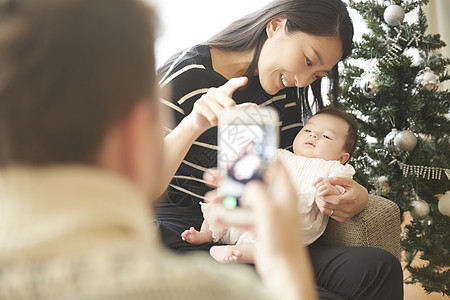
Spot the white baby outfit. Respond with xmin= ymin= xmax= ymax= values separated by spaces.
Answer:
xmin=202 ymin=148 xmax=355 ymax=246
xmin=276 ymin=149 xmax=355 ymax=244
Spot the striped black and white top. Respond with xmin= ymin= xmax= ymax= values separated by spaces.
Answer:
xmin=156 ymin=44 xmax=306 ymax=251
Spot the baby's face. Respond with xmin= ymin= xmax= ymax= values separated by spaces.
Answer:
xmin=293 ymin=114 xmax=350 ymax=163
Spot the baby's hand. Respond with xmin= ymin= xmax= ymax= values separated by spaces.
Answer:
xmin=314 ymin=177 xmax=343 ymax=197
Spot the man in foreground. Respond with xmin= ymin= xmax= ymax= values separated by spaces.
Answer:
xmin=0 ymin=0 xmax=316 ymax=299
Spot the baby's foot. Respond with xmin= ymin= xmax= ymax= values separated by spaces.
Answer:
xmin=209 ymin=245 xmax=242 ymax=263
xmin=181 ymin=227 xmax=212 ymax=244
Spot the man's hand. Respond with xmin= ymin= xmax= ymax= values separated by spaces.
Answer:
xmin=203 ymin=164 xmax=318 ymax=300
xmin=203 ymin=168 xmax=219 ymax=189
xmin=313 ymin=177 xmax=368 ymax=222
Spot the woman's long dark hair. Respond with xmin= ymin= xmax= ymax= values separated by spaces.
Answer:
xmin=207 ymin=0 xmax=354 ymax=109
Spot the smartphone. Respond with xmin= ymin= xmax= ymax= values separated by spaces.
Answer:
xmin=217 ymin=107 xmax=279 ymax=224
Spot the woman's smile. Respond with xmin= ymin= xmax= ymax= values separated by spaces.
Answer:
xmin=280 ymin=74 xmax=292 ymax=88
xmin=258 ymin=19 xmax=343 ymax=95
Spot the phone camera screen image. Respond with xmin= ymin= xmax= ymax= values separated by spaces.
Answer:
xmin=218 ymin=108 xmax=278 ymax=210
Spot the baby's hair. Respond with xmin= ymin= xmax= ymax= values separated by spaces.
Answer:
xmin=314 ymin=107 xmax=358 ymax=157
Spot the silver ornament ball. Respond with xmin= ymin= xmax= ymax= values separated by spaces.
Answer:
xmin=360 ymin=72 xmax=380 ymax=98
xmin=410 ymin=199 xmax=430 ymax=220
xmin=384 ymin=128 xmax=399 ymax=153
xmin=395 ymin=130 xmax=417 ymax=151
xmin=415 ymin=67 xmax=440 ymax=92
xmin=384 ymin=4 xmax=405 ymax=26
xmin=438 ymin=191 xmax=450 ymax=217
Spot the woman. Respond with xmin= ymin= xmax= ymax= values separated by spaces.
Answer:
xmin=156 ymin=0 xmax=403 ymax=299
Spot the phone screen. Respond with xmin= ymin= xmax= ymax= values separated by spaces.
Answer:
xmin=218 ymin=123 xmax=278 ymax=209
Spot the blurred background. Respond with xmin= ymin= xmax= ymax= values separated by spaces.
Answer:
xmin=152 ymin=0 xmax=448 ymax=89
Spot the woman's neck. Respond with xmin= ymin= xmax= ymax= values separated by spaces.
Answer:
xmin=210 ymin=47 xmax=256 ymax=80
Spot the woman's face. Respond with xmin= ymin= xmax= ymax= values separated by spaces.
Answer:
xmin=258 ymin=18 xmax=343 ymax=95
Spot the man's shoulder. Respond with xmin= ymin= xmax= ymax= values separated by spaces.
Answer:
xmin=0 ymin=248 xmax=269 ymax=300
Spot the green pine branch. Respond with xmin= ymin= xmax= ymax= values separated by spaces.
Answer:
xmin=342 ymin=0 xmax=449 ymax=295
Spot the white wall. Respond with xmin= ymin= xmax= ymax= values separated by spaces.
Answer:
xmin=153 ymin=0 xmax=272 ymax=67
xmin=152 ymin=0 xmax=368 ymax=67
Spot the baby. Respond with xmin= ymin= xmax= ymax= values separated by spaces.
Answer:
xmin=181 ymin=107 xmax=357 ymax=263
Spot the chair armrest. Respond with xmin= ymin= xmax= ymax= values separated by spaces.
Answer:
xmin=319 ymin=194 xmax=401 ymax=260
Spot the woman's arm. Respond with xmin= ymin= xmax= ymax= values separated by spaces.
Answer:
xmin=156 ymin=77 xmax=250 ymax=198
xmin=313 ymin=177 xmax=368 ymax=222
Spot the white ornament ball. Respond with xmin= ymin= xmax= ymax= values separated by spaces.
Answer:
xmin=438 ymin=192 xmax=450 ymax=217
xmin=384 ymin=128 xmax=399 ymax=153
xmin=410 ymin=199 xmax=430 ymax=220
xmin=378 ymin=176 xmax=388 ymax=183
xmin=395 ymin=130 xmax=417 ymax=151
xmin=384 ymin=4 xmax=405 ymax=26
xmin=360 ymin=72 xmax=380 ymax=98
xmin=415 ymin=67 xmax=440 ymax=92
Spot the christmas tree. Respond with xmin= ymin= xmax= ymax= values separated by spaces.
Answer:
xmin=339 ymin=0 xmax=449 ymax=295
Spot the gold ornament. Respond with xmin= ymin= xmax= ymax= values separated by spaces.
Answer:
xmin=438 ymin=192 xmax=450 ymax=217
